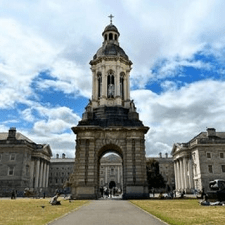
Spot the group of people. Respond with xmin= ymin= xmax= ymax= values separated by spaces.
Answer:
xmin=100 ymin=186 xmax=120 ymax=198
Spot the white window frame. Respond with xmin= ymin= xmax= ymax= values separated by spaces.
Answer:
xmin=206 ymin=152 xmax=212 ymax=159
xmin=220 ymin=152 xmax=224 ymax=159
xmin=10 ymin=153 xmax=16 ymax=161
xmin=222 ymin=165 xmax=225 ymax=173
xmin=8 ymin=166 xmax=15 ymax=176
xmin=208 ymin=165 xmax=213 ymax=173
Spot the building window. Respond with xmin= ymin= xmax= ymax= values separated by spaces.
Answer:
xmin=8 ymin=166 xmax=14 ymax=176
xmin=0 ymin=153 xmax=2 ymax=161
xmin=55 ymin=178 xmax=58 ymax=183
xmin=10 ymin=153 xmax=15 ymax=161
xmin=207 ymin=153 xmax=211 ymax=159
xmin=222 ymin=165 xmax=225 ymax=173
xmin=101 ymin=171 xmax=103 ymax=174
xmin=220 ymin=153 xmax=224 ymax=158
xmin=208 ymin=165 xmax=213 ymax=173
xmin=109 ymin=33 xmax=113 ymax=40
xmin=111 ymin=168 xmax=114 ymax=175
xmin=61 ymin=178 xmax=64 ymax=183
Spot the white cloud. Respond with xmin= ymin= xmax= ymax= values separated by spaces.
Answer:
xmin=132 ymin=79 xmax=225 ymax=156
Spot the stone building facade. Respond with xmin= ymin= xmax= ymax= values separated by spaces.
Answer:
xmin=172 ymin=128 xmax=225 ymax=193
xmin=99 ymin=154 xmax=123 ymax=190
xmin=70 ymin=19 xmax=149 ymax=199
xmin=48 ymin=153 xmax=74 ymax=194
xmin=0 ymin=128 xmax=52 ymax=196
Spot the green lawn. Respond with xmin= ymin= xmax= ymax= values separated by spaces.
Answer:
xmin=0 ymin=198 xmax=88 ymax=225
xmin=131 ymin=199 xmax=225 ymax=225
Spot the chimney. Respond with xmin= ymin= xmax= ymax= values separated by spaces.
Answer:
xmin=62 ymin=153 xmax=65 ymax=159
xmin=165 ymin=153 xmax=168 ymax=158
xmin=159 ymin=152 xmax=162 ymax=158
xmin=56 ymin=154 xmax=59 ymax=159
xmin=7 ymin=127 xmax=16 ymax=140
xmin=207 ymin=128 xmax=216 ymax=138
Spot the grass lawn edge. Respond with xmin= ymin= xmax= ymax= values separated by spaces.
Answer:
xmin=129 ymin=201 xmax=169 ymax=225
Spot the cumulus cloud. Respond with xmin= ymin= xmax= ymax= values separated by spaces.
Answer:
xmin=132 ymin=79 xmax=225 ymax=156
xmin=1 ymin=0 xmax=225 ymax=158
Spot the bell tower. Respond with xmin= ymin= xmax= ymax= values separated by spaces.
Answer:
xmin=71 ymin=16 xmax=149 ymax=199
xmin=91 ymin=16 xmax=132 ymax=109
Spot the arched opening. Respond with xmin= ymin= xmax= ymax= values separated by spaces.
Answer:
xmin=109 ymin=33 xmax=113 ymax=40
xmin=107 ymin=70 xmax=115 ymax=98
xmin=104 ymin=34 xmax=107 ymax=41
xmin=97 ymin=145 xmax=123 ymax=199
xmin=97 ymin=72 xmax=102 ymax=99
xmin=115 ymin=34 xmax=117 ymax=41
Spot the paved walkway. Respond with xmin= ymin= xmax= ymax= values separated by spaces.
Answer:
xmin=49 ymin=199 xmax=167 ymax=225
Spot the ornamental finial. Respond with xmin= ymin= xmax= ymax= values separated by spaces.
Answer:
xmin=108 ymin=14 xmax=114 ymax=25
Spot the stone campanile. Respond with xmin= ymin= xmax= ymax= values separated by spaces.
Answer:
xmin=70 ymin=16 xmax=149 ymax=199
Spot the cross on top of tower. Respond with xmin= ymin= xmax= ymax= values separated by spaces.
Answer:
xmin=108 ymin=14 xmax=114 ymax=24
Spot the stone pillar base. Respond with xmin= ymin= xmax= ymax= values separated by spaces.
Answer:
xmin=72 ymin=186 xmax=97 ymax=200
xmin=122 ymin=186 xmax=149 ymax=199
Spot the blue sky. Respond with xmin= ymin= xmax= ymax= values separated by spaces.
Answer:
xmin=1 ymin=0 xmax=225 ymax=157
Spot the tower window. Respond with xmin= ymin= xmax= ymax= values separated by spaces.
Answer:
xmin=107 ymin=70 xmax=114 ymax=98
xmin=97 ymin=73 xmax=102 ymax=99
xmin=109 ymin=33 xmax=113 ymax=40
xmin=115 ymin=34 xmax=117 ymax=41
xmin=105 ymin=34 xmax=107 ymax=41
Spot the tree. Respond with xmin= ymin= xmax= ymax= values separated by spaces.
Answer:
xmin=146 ymin=159 xmax=166 ymax=190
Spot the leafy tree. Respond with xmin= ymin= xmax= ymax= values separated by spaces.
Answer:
xmin=146 ymin=159 xmax=166 ymax=190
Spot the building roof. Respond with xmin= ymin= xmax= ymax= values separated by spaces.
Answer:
xmin=50 ymin=158 xmax=75 ymax=163
xmin=102 ymin=24 xmax=119 ymax=35
xmin=93 ymin=43 xmax=129 ymax=60
xmin=0 ymin=132 xmax=34 ymax=143
xmin=171 ymin=129 xmax=225 ymax=156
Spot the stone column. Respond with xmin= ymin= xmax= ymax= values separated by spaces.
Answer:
xmin=174 ymin=161 xmax=178 ymax=190
xmin=179 ymin=158 xmax=184 ymax=190
xmin=176 ymin=160 xmax=180 ymax=190
xmin=126 ymin=70 xmax=130 ymax=100
xmin=102 ymin=65 xmax=107 ymax=98
xmin=118 ymin=166 xmax=120 ymax=183
xmin=116 ymin=67 xmax=120 ymax=97
xmin=45 ymin=163 xmax=49 ymax=188
xmin=43 ymin=162 xmax=47 ymax=188
xmin=188 ymin=158 xmax=194 ymax=190
xmin=92 ymin=69 xmax=97 ymax=100
xmin=30 ymin=160 xmax=35 ymax=187
xmin=183 ymin=157 xmax=189 ymax=191
xmin=35 ymin=159 xmax=40 ymax=188
xmin=105 ymin=166 xmax=107 ymax=183
xmin=39 ymin=160 xmax=44 ymax=188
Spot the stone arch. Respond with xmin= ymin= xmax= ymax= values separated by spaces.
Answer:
xmin=96 ymin=143 xmax=124 ymax=198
